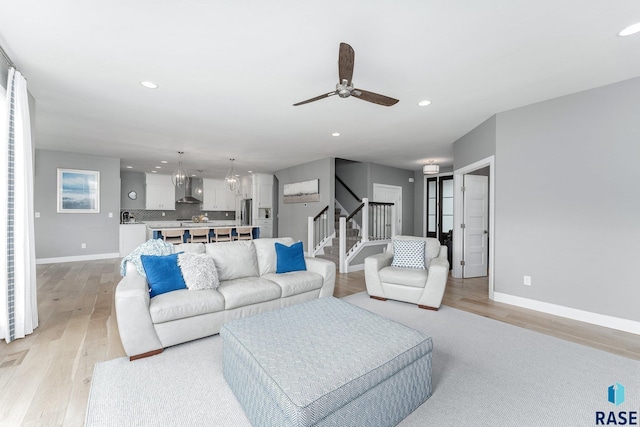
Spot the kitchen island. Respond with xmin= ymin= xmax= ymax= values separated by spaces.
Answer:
xmin=144 ymin=221 xmax=261 ymax=242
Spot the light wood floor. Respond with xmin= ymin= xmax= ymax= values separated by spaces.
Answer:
xmin=1 ymin=259 xmax=639 ymax=426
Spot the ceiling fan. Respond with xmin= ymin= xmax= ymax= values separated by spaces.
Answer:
xmin=293 ymin=42 xmax=399 ymax=107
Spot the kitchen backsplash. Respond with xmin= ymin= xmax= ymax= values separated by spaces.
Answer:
xmin=121 ymin=206 xmax=235 ymax=223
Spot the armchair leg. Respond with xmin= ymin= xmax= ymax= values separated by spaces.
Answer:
xmin=370 ymin=295 xmax=388 ymax=302
xmin=418 ymin=304 xmax=438 ymax=311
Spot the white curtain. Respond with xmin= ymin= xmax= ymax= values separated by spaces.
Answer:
xmin=0 ymin=67 xmax=37 ymax=343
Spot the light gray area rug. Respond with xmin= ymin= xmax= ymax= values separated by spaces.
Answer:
xmin=87 ymin=293 xmax=640 ymax=426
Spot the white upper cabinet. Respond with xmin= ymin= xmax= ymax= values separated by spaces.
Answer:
xmin=202 ymin=178 xmax=236 ymax=211
xmin=145 ymin=173 xmax=176 ymax=210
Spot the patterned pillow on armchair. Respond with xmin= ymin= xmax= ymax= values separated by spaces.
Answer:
xmin=391 ymin=239 xmax=426 ymax=270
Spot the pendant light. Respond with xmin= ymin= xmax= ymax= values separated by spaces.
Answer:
xmin=172 ymin=151 xmax=188 ymax=188
xmin=224 ymin=158 xmax=239 ymax=191
xmin=422 ymin=160 xmax=439 ymax=175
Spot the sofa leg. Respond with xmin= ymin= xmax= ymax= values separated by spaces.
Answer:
xmin=370 ymin=295 xmax=388 ymax=302
xmin=418 ymin=305 xmax=438 ymax=311
xmin=130 ymin=348 xmax=164 ymax=361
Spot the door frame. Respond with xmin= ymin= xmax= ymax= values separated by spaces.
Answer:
xmin=452 ymin=156 xmax=495 ymax=299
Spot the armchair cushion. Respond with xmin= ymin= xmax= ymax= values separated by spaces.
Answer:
xmin=391 ymin=239 xmax=426 ymax=270
xmin=379 ymin=266 xmax=428 ymax=288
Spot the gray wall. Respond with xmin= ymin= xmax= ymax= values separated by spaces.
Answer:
xmin=120 ymin=171 xmax=145 ymax=210
xmin=0 ymin=59 xmax=8 ymax=89
xmin=453 ymin=115 xmax=496 ymax=170
xmin=274 ymin=158 xmax=335 ymax=249
xmin=34 ymin=150 xmax=121 ymax=259
xmin=335 ymin=159 xmax=368 ymax=213
xmin=493 ymin=76 xmax=640 ymax=322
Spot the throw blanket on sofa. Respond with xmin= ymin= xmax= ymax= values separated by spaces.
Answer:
xmin=120 ymin=239 xmax=174 ymax=277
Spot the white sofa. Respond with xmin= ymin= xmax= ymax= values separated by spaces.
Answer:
xmin=364 ymin=236 xmax=449 ymax=310
xmin=115 ymin=237 xmax=336 ymax=360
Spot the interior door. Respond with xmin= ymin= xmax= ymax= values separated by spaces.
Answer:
xmin=372 ymin=183 xmax=402 ymax=236
xmin=463 ymin=175 xmax=488 ymax=278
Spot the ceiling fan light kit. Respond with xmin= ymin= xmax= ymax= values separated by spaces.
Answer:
xmin=293 ymin=42 xmax=399 ymax=107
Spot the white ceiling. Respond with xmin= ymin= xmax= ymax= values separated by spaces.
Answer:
xmin=1 ymin=1 xmax=639 ymax=179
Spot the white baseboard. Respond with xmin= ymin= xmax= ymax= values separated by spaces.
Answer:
xmin=36 ymin=252 xmax=120 ymax=265
xmin=493 ymin=292 xmax=640 ymax=336
xmin=346 ymin=263 xmax=364 ymax=272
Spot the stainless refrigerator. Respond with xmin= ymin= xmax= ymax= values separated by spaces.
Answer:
xmin=240 ymin=199 xmax=252 ymax=225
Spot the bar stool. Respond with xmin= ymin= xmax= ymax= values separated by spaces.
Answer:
xmin=214 ymin=227 xmax=233 ymax=242
xmin=235 ymin=226 xmax=253 ymax=241
xmin=188 ymin=228 xmax=210 ymax=243
xmin=161 ymin=229 xmax=184 ymax=245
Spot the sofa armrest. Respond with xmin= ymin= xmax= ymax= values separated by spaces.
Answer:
xmin=364 ymin=252 xmax=394 ymax=298
xmin=305 ymin=257 xmax=336 ymax=298
xmin=115 ymin=272 xmax=163 ymax=358
xmin=417 ymin=256 xmax=450 ymax=309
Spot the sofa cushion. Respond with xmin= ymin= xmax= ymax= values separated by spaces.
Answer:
xmin=205 ymin=241 xmax=259 ymax=281
xmin=140 ymin=253 xmax=187 ymax=297
xmin=262 ymin=271 xmax=323 ymax=298
xmin=391 ymin=239 xmax=426 ymax=270
xmin=275 ymin=241 xmax=306 ymax=273
xmin=178 ymin=253 xmax=220 ymax=290
xmin=218 ymin=277 xmax=282 ymax=310
xmin=379 ymin=266 xmax=428 ymax=288
xmin=174 ymin=243 xmax=206 ymax=254
xmin=253 ymin=237 xmax=295 ymax=276
xmin=149 ymin=288 xmax=225 ymax=324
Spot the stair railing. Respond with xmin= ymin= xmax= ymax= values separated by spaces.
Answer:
xmin=307 ymin=205 xmax=330 ymax=257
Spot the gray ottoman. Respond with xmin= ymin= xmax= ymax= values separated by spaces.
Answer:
xmin=220 ymin=296 xmax=433 ymax=427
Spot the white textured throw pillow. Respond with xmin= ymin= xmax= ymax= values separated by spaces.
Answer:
xmin=178 ymin=253 xmax=220 ymax=290
xmin=391 ymin=239 xmax=426 ymax=270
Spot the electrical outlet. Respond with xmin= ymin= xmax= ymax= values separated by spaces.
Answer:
xmin=81 ymin=243 xmax=87 ymax=249
xmin=523 ymin=275 xmax=531 ymax=286
xmin=162 ymin=212 xmax=165 ymax=216
xmin=108 ymin=212 xmax=113 ymax=218
xmin=35 ymin=212 xmax=40 ymax=218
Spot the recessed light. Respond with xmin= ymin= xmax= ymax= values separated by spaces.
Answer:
xmin=247 ymin=170 xmax=253 ymax=173
xmin=161 ymin=160 xmax=168 ymax=164
xmin=140 ymin=81 xmax=158 ymax=89
xmin=331 ymin=132 xmax=341 ymax=137
xmin=126 ymin=166 xmax=133 ymax=169
xmin=417 ymin=100 xmax=432 ymax=107
xmin=619 ymin=23 xmax=640 ymax=37
xmin=155 ymin=166 xmax=162 ymax=169
xmin=151 ymin=170 xmax=157 ymax=173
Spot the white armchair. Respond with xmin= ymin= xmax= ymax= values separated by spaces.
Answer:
xmin=364 ymin=236 xmax=449 ymax=310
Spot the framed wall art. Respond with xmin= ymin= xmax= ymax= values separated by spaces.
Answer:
xmin=57 ymin=168 xmax=100 ymax=213
xmin=283 ymin=178 xmax=319 ymax=203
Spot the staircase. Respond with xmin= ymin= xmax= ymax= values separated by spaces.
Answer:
xmin=316 ymin=206 xmax=359 ymax=267
xmin=309 ymin=198 xmax=395 ymax=273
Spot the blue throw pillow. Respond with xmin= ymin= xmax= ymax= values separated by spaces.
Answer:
xmin=275 ymin=241 xmax=307 ymax=274
xmin=140 ymin=253 xmax=187 ymax=297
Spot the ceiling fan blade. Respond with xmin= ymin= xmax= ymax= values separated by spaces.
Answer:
xmin=293 ymin=91 xmax=337 ymax=106
xmin=352 ymin=89 xmax=399 ymax=106
xmin=338 ymin=42 xmax=355 ymax=85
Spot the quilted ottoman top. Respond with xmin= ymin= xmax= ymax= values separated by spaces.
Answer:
xmin=220 ymin=296 xmax=432 ymax=410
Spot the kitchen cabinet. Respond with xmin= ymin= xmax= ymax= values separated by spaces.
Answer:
xmin=256 ymin=184 xmax=273 ymax=208
xmin=119 ymin=224 xmax=147 ymax=257
xmin=255 ymin=219 xmax=273 ymax=238
xmin=202 ymin=179 xmax=236 ymax=211
xmin=145 ymin=173 xmax=176 ymax=210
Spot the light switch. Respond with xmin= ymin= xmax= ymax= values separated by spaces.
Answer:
xmin=108 ymin=212 xmax=113 ymax=218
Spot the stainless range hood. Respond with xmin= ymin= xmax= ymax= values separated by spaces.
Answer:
xmin=176 ymin=177 xmax=203 ymax=204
